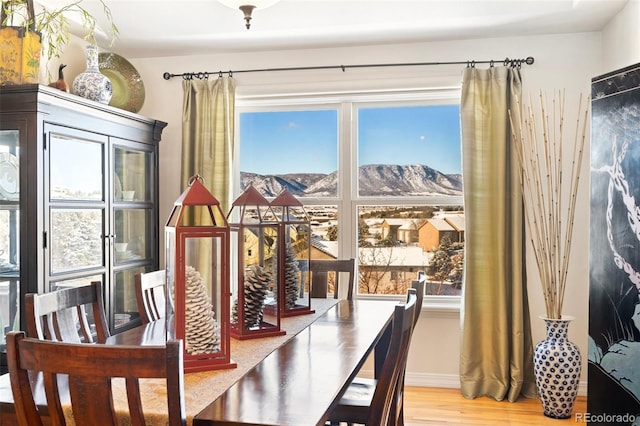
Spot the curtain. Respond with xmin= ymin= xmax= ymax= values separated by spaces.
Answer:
xmin=459 ymin=66 xmax=537 ymax=402
xmin=181 ymin=77 xmax=235 ymax=214
xmin=181 ymin=77 xmax=235 ymax=289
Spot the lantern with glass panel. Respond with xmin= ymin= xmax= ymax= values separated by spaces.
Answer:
xmin=165 ymin=175 xmax=236 ymax=372
xmin=268 ymin=189 xmax=314 ymax=317
xmin=227 ymin=184 xmax=285 ymax=339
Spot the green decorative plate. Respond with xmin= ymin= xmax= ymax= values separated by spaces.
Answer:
xmin=98 ymin=52 xmax=145 ymax=113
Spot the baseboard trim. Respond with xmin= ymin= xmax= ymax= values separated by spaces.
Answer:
xmin=359 ymin=370 xmax=589 ymax=396
xmin=405 ymin=372 xmax=460 ymax=388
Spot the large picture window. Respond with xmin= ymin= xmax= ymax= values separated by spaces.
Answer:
xmin=237 ymin=90 xmax=462 ymax=302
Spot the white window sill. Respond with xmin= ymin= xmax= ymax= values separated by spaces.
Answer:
xmin=355 ymin=294 xmax=461 ymax=317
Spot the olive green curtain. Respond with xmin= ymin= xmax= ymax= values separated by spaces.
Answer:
xmin=181 ymin=77 xmax=235 ymax=290
xmin=181 ymin=77 xmax=235 ymax=214
xmin=459 ymin=66 xmax=537 ymax=402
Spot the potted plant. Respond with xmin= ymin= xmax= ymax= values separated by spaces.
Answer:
xmin=0 ymin=0 xmax=118 ymax=84
xmin=510 ymin=91 xmax=589 ymax=419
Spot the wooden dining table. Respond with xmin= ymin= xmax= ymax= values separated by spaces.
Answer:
xmin=194 ymin=298 xmax=397 ymax=426
xmin=0 ymin=298 xmax=397 ymax=426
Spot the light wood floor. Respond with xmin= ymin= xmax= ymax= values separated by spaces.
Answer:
xmin=403 ymin=387 xmax=587 ymax=425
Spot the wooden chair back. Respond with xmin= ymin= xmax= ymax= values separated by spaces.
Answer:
xmin=25 ymin=281 xmax=110 ymax=343
xmin=135 ymin=270 xmax=167 ymax=324
xmin=411 ymin=276 xmax=425 ymax=326
xmin=6 ymin=331 xmax=186 ymax=426
xmin=389 ymin=282 xmax=424 ymax=425
xmin=368 ymin=290 xmax=417 ymax=425
xmin=309 ymin=258 xmax=355 ymax=300
xmin=325 ymin=288 xmax=418 ymax=426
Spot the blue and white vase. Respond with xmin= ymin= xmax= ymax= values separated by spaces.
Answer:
xmin=533 ymin=316 xmax=582 ymax=419
xmin=72 ymin=45 xmax=112 ymax=104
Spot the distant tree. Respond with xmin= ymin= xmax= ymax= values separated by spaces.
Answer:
xmin=427 ymin=235 xmax=464 ymax=293
xmin=429 ymin=248 xmax=451 ymax=283
xmin=378 ymin=235 xmax=397 ymax=247
xmin=449 ymin=252 xmax=464 ymax=288
xmin=326 ymin=224 xmax=338 ymax=241
xmin=358 ymin=246 xmax=394 ymax=294
xmin=356 ymin=219 xmax=371 ymax=246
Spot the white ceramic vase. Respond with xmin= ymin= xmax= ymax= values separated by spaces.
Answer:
xmin=533 ymin=316 xmax=582 ymax=419
xmin=72 ymin=45 xmax=112 ymax=104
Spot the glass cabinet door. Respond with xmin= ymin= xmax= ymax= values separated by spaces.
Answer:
xmin=113 ymin=143 xmax=155 ymax=329
xmin=0 ymin=128 xmax=20 ymax=350
xmin=49 ymin=209 xmax=104 ymax=273
xmin=48 ymin=131 xmax=106 ymax=276
xmin=50 ymin=135 xmax=103 ymax=200
xmin=114 ymin=146 xmax=151 ymax=203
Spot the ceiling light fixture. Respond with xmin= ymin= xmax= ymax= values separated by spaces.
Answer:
xmin=218 ymin=0 xmax=281 ymax=30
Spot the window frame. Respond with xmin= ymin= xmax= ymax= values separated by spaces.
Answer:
xmin=235 ymin=88 xmax=463 ymax=311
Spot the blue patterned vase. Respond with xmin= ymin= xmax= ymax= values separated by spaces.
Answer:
xmin=533 ymin=316 xmax=582 ymax=419
xmin=72 ymin=45 xmax=112 ymax=104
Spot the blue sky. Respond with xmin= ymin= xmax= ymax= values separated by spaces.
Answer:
xmin=240 ymin=105 xmax=461 ymax=175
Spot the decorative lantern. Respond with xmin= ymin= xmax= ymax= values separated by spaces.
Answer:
xmin=0 ymin=0 xmax=42 ymax=85
xmin=165 ymin=175 xmax=236 ymax=372
xmin=227 ymin=184 xmax=285 ymax=339
xmin=269 ymin=189 xmax=314 ymax=317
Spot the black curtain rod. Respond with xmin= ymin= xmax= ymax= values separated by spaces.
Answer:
xmin=162 ymin=56 xmax=534 ymax=80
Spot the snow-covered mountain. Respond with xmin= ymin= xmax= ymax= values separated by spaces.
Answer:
xmin=241 ymin=164 xmax=462 ymax=197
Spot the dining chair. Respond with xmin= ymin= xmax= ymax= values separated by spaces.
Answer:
xmin=390 ymin=278 xmax=425 ymax=424
xmin=6 ymin=331 xmax=186 ymax=426
xmin=135 ymin=270 xmax=167 ymax=324
xmin=411 ymin=276 xmax=425 ymax=327
xmin=309 ymin=258 xmax=356 ymax=300
xmin=25 ymin=281 xmax=110 ymax=343
xmin=326 ymin=289 xmax=418 ymax=426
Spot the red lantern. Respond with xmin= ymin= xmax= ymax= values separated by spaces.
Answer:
xmin=227 ymin=185 xmax=285 ymax=339
xmin=269 ymin=189 xmax=314 ymax=317
xmin=165 ymin=175 xmax=236 ymax=372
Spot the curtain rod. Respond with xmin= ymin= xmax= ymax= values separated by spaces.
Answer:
xmin=162 ymin=56 xmax=534 ymax=80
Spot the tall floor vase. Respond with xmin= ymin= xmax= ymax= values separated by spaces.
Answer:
xmin=533 ymin=316 xmax=582 ymax=419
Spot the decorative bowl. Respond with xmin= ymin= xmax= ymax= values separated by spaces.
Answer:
xmin=98 ymin=52 xmax=145 ymax=113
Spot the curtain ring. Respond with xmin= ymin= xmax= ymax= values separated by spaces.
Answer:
xmin=229 ymin=70 xmax=233 ymax=77
xmin=489 ymin=60 xmax=494 ymax=68
xmin=218 ymin=71 xmax=223 ymax=78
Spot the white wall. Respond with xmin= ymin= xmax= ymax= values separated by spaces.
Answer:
xmin=602 ymin=0 xmax=640 ymax=71
xmin=55 ymin=27 xmax=618 ymax=392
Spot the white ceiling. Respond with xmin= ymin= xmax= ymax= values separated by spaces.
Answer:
xmin=39 ymin=0 xmax=629 ymax=59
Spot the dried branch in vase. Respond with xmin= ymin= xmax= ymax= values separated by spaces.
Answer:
xmin=509 ymin=90 xmax=589 ymax=319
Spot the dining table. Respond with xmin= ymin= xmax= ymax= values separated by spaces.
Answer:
xmin=194 ymin=298 xmax=396 ymax=426
xmin=0 ymin=297 xmax=397 ymax=426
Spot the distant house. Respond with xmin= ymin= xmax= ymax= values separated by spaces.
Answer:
xmin=358 ymin=246 xmax=431 ymax=295
xmin=418 ymin=213 xmax=465 ymax=251
xmin=380 ymin=218 xmax=421 ymax=244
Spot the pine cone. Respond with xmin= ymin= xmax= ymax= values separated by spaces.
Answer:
xmin=184 ymin=265 xmax=221 ymax=355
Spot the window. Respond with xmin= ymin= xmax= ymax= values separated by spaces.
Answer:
xmin=237 ymin=89 xmax=463 ymax=302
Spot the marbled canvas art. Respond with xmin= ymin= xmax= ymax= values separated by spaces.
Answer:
xmin=589 ymin=63 xmax=640 ymax=425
